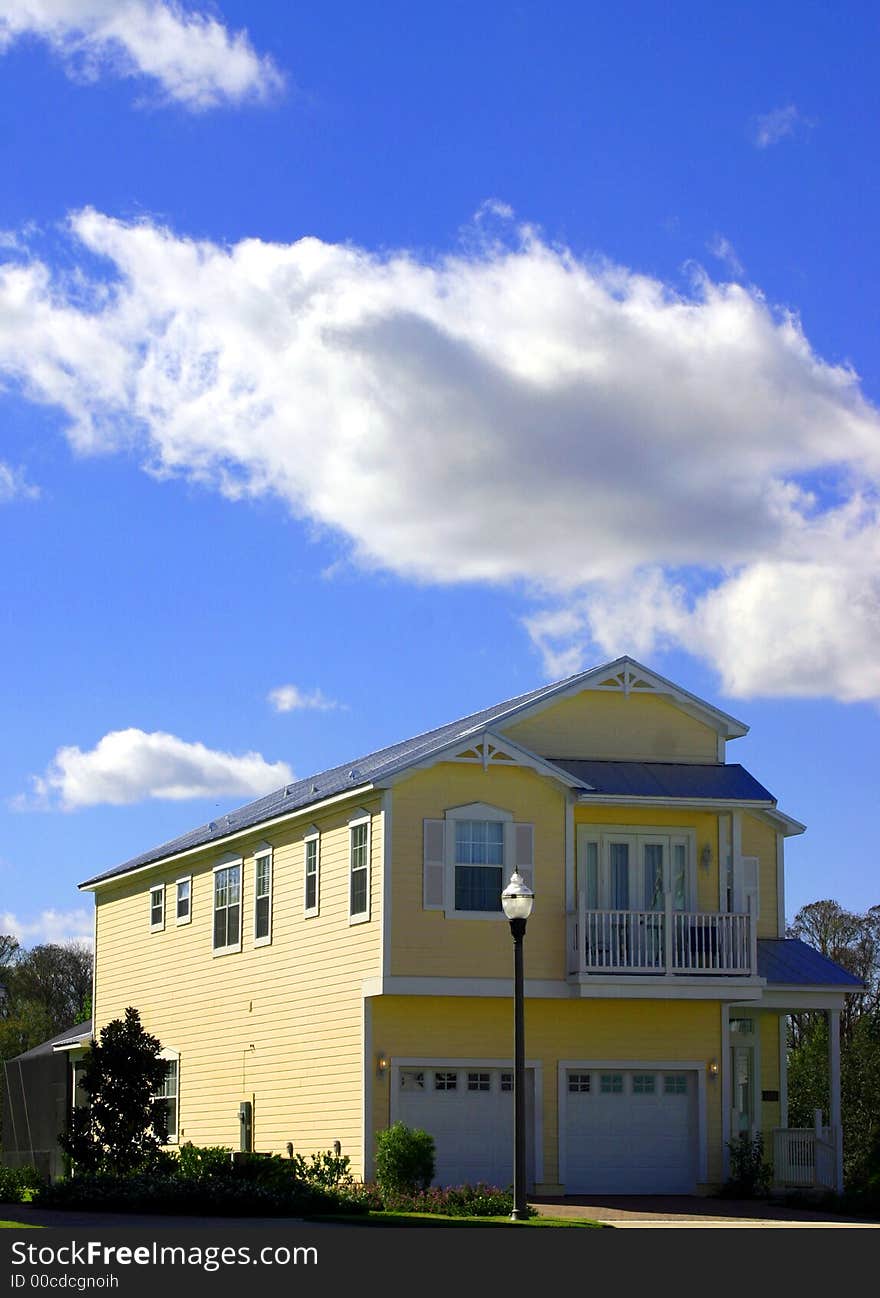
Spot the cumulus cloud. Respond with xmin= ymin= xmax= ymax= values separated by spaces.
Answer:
xmin=1 ymin=207 xmax=879 ymax=701
xmin=754 ymin=104 xmax=809 ymax=148
xmin=267 ymin=685 xmax=341 ymax=713
xmin=0 ymin=907 xmax=93 ymax=945
xmin=0 ymin=0 xmax=284 ymax=109
xmin=0 ymin=460 xmax=40 ymax=501
xmin=18 ymin=727 xmax=293 ymax=809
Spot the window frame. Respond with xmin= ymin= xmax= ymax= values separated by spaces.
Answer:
xmin=303 ymin=826 xmax=320 ymax=918
xmin=348 ymin=811 xmax=371 ymax=925
xmin=175 ymin=875 xmax=192 ymax=927
xmin=212 ymin=856 xmax=243 ymax=956
xmin=253 ymin=843 xmax=273 ymax=947
xmin=154 ymin=1050 xmax=180 ymax=1145
xmin=443 ymin=802 xmax=513 ymax=920
xmin=149 ymin=884 xmax=165 ymax=933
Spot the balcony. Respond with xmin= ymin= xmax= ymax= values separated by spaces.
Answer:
xmin=567 ymin=893 xmax=757 ymax=977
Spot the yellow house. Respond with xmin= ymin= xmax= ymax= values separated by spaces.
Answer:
xmin=79 ymin=656 xmax=860 ymax=1197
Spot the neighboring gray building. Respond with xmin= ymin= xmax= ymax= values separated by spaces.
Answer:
xmin=1 ymin=1020 xmax=91 ymax=1181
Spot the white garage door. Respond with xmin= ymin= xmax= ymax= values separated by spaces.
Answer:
xmin=395 ymin=1066 xmax=534 ymax=1189
xmin=564 ymin=1068 xmax=697 ymax=1194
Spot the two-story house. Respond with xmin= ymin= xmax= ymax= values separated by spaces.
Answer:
xmin=77 ymin=656 xmax=860 ymax=1196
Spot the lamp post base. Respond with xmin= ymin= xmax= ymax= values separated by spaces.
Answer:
xmin=509 ymin=1207 xmax=529 ymax=1222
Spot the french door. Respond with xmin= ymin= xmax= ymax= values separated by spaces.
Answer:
xmin=583 ymin=832 xmax=693 ymax=912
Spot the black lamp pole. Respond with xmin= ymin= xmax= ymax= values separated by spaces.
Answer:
xmin=509 ymin=913 xmax=528 ymax=1221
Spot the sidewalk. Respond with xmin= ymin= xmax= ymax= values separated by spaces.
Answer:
xmin=530 ymin=1194 xmax=880 ymax=1228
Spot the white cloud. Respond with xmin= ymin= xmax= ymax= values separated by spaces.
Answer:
xmin=1 ymin=207 xmax=880 ymax=702
xmin=754 ymin=104 xmax=808 ymax=148
xmin=0 ymin=907 xmax=93 ymax=945
xmin=18 ymin=727 xmax=293 ymax=809
xmin=0 ymin=1 xmax=283 ymax=109
xmin=0 ymin=460 xmax=40 ymax=501
xmin=268 ymin=684 xmax=341 ymax=713
xmin=707 ymin=233 xmax=744 ymax=279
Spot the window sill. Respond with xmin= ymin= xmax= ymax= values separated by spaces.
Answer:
xmin=175 ymin=917 xmax=191 ymax=927
xmin=253 ymin=936 xmax=272 ymax=948
xmin=212 ymin=943 xmax=242 ymax=957
xmin=349 ymin=912 xmax=371 ymax=926
xmin=442 ymin=910 xmax=508 ymax=922
xmin=304 ymin=907 xmax=319 ymax=919
xmin=150 ymin=923 xmax=165 ymax=934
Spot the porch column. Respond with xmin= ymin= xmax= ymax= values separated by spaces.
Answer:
xmin=827 ymin=1008 xmax=843 ymax=1193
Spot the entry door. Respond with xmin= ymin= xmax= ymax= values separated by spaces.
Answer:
xmin=730 ymin=1046 xmax=755 ymax=1137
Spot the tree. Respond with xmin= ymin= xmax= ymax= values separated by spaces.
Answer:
xmin=786 ymin=899 xmax=880 ymax=1189
xmin=0 ymin=941 xmax=93 ymax=1062
xmin=59 ymin=1007 xmax=170 ymax=1176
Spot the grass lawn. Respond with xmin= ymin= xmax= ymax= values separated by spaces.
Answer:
xmin=315 ymin=1211 xmax=603 ymax=1227
xmin=1 ymin=1221 xmax=41 ymax=1229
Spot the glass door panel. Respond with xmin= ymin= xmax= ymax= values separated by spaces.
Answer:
xmin=671 ymin=841 xmax=688 ymax=910
xmin=608 ymin=842 xmax=630 ymax=909
xmin=642 ymin=843 xmax=665 ymax=910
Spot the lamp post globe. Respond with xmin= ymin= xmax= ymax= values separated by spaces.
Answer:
xmin=502 ymin=870 xmax=534 ymax=1221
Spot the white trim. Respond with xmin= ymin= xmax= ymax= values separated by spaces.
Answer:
xmin=578 ymin=794 xmax=776 ymax=812
xmin=174 ymin=875 xmax=192 ymax=927
xmin=776 ymin=833 xmax=786 ymax=937
xmin=381 ymin=730 xmax=592 ymax=794
xmin=564 ymin=794 xmax=575 ymax=913
xmin=252 ymin=843 xmax=273 ymax=948
xmin=390 ymin=1056 xmax=544 ymax=1186
xmin=211 ymin=856 xmax=243 ymax=956
xmin=91 ymin=901 xmax=97 ymax=1031
xmin=737 ymin=988 xmax=852 ymax=1010
xmin=382 ymin=790 xmax=392 ymax=981
xmin=557 ymin=1059 xmax=708 ymax=1189
xmin=828 ymin=1008 xmax=843 ymax=1193
xmin=80 ymin=784 xmax=376 ymax=892
xmin=361 ymin=974 xmax=766 ymax=1001
xmin=303 ymin=825 xmax=320 ymax=919
xmin=149 ymin=883 xmax=165 ymax=933
xmin=721 ymin=1005 xmax=731 ymax=1180
xmin=363 ymin=994 xmax=373 ymax=1181
xmin=348 ymin=809 xmax=371 ymax=925
xmin=779 ymin=1014 xmax=788 ymax=1127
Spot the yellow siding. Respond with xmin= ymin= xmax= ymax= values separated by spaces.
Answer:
xmin=93 ymin=795 xmax=384 ymax=1176
xmin=741 ymin=813 xmax=779 ymax=938
xmin=390 ymin=765 xmax=566 ymax=980
xmin=759 ymin=1011 xmax=782 ymax=1141
xmin=502 ymin=690 xmax=720 ymax=762
xmin=371 ymin=995 xmax=725 ymax=1190
xmin=575 ymin=805 xmax=721 ymax=911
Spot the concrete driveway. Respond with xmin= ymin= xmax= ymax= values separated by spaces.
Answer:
xmin=530 ymin=1194 xmax=880 ymax=1227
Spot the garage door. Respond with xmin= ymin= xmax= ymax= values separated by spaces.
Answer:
xmin=564 ymin=1068 xmax=697 ymax=1194
xmin=395 ymin=1066 xmax=534 ymax=1189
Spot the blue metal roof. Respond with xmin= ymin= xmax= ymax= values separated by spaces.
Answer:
xmin=552 ymin=759 xmax=775 ymax=802
xmin=757 ymin=939 xmax=864 ymax=988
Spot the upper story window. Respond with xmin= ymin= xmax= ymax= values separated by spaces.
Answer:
xmin=454 ymin=819 xmax=504 ymax=912
xmin=304 ymin=828 xmax=320 ymax=918
xmin=422 ymin=802 xmax=534 ymax=920
xmin=253 ymin=846 xmax=272 ymax=946
xmin=175 ymin=877 xmax=191 ymax=926
xmin=213 ymin=859 xmax=242 ymax=955
xmin=149 ymin=885 xmax=165 ymax=932
xmin=349 ymin=813 xmax=371 ymax=923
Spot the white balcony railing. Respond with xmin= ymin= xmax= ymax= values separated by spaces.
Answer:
xmin=567 ymin=892 xmax=757 ymax=976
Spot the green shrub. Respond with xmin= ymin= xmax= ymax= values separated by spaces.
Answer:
xmin=0 ymin=1164 xmax=43 ymax=1203
xmin=35 ymin=1171 xmax=367 ymax=1218
xmin=176 ymin=1143 xmax=233 ymax=1181
xmin=374 ymin=1122 xmax=435 ymax=1194
xmin=289 ymin=1149 xmax=353 ymax=1190
xmin=722 ymin=1133 xmax=772 ymax=1198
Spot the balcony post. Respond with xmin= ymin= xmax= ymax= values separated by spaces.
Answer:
xmin=748 ymin=894 xmax=758 ymax=975
xmin=828 ymin=1008 xmax=843 ymax=1193
xmin=663 ymin=890 xmax=673 ymax=972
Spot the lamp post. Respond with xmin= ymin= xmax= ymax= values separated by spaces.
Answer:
xmin=501 ymin=870 xmax=534 ymax=1222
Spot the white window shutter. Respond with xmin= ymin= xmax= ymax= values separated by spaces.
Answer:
xmin=515 ymin=822 xmax=535 ymax=892
xmin=423 ymin=819 xmax=446 ymax=909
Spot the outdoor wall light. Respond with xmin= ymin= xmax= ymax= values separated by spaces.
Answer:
xmin=376 ymin=1052 xmax=389 ymax=1078
xmin=700 ymin=844 xmax=712 ymax=871
xmin=707 ymin=1059 xmax=719 ymax=1078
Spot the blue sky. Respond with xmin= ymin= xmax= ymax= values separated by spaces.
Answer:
xmin=0 ymin=0 xmax=878 ymax=945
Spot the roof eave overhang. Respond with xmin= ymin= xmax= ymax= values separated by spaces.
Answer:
xmin=377 ymin=729 xmax=593 ymax=793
